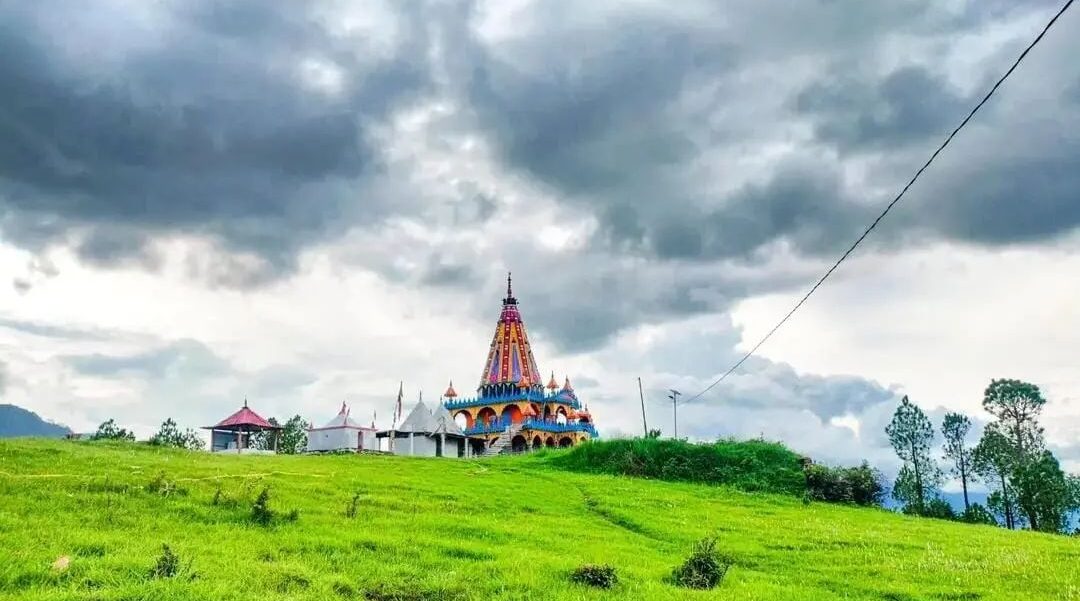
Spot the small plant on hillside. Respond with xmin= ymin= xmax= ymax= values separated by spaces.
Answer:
xmin=345 ymin=491 xmax=363 ymax=518
xmin=145 ymin=472 xmax=187 ymax=497
xmin=569 ymin=564 xmax=618 ymax=588
xmin=252 ymin=487 xmax=274 ymax=526
xmin=149 ymin=544 xmax=180 ymax=579
xmin=671 ymin=537 xmax=733 ymax=590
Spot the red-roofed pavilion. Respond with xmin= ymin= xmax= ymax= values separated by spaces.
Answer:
xmin=203 ymin=400 xmax=281 ymax=453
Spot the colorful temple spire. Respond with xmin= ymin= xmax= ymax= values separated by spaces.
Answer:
xmin=477 ymin=272 xmax=543 ymax=394
xmin=444 ymin=380 xmax=458 ymax=399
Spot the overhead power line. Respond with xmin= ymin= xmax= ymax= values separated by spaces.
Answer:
xmin=681 ymin=0 xmax=1075 ymax=407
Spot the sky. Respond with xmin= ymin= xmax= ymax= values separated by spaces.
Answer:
xmin=1 ymin=0 xmax=1078 ymax=481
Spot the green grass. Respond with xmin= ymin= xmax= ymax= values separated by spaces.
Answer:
xmin=550 ymin=437 xmax=807 ymax=494
xmin=0 ymin=439 xmax=1077 ymax=600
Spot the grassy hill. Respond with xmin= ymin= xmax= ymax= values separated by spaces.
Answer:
xmin=0 ymin=439 xmax=1076 ymax=600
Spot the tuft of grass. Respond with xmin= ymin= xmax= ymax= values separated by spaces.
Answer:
xmin=252 ymin=487 xmax=274 ymax=526
xmin=345 ymin=491 xmax=363 ymax=518
xmin=671 ymin=537 xmax=732 ymax=590
xmin=569 ymin=563 xmax=618 ymax=588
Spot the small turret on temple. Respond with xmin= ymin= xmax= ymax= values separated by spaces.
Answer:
xmin=443 ymin=273 xmax=599 ymax=455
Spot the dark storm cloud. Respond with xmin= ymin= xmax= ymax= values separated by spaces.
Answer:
xmin=794 ymin=66 xmax=970 ymax=152
xmin=459 ymin=0 xmax=1080 ymax=271
xmin=0 ymin=1 xmax=433 ymax=280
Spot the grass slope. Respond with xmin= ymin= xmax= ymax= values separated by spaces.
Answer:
xmin=1 ymin=439 xmax=1076 ymax=601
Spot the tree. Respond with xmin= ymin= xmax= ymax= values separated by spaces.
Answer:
xmin=149 ymin=418 xmax=205 ymax=451
xmin=249 ymin=417 xmax=281 ymax=450
xmin=886 ymin=396 xmax=940 ymax=512
xmin=89 ymin=418 xmax=136 ymax=442
xmin=941 ymin=412 xmax=975 ymax=513
xmin=1011 ymin=450 xmax=1078 ymax=534
xmin=278 ymin=415 xmax=309 ymax=455
xmin=972 ymin=423 xmax=1018 ymax=529
xmin=981 ymin=379 xmax=1045 ymax=458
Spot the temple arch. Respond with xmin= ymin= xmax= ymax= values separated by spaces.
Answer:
xmin=555 ymin=406 xmax=568 ymax=425
xmin=558 ymin=437 xmax=573 ymax=447
xmin=477 ymin=407 xmax=498 ymax=427
xmin=454 ymin=411 xmax=473 ymax=430
xmin=545 ymin=437 xmax=556 ymax=448
xmin=501 ymin=404 xmax=523 ymax=424
xmin=511 ymin=435 xmax=527 ymax=453
xmin=531 ymin=436 xmax=542 ymax=449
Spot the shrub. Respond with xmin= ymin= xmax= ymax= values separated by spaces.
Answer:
xmin=145 ymin=472 xmax=187 ymax=497
xmin=149 ymin=545 xmax=180 ymax=579
xmin=252 ymin=488 xmax=274 ymax=526
xmin=550 ymin=438 xmax=805 ymax=496
xmin=569 ymin=563 xmax=618 ymax=589
xmin=903 ymin=497 xmax=957 ymax=520
xmin=89 ymin=419 xmax=136 ymax=442
xmin=671 ymin=538 xmax=732 ymax=590
xmin=805 ymin=462 xmax=885 ymax=506
xmin=250 ymin=487 xmax=299 ymax=526
xmin=962 ymin=503 xmax=998 ymax=525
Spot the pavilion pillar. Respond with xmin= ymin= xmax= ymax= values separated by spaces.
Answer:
xmin=273 ymin=430 xmax=279 ymax=453
xmin=409 ymin=432 xmax=415 ymax=455
xmin=440 ymin=433 xmax=446 ymax=458
xmin=235 ymin=430 xmax=241 ymax=454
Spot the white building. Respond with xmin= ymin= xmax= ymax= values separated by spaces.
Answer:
xmin=306 ymin=402 xmax=378 ymax=453
xmin=377 ymin=399 xmax=470 ymax=457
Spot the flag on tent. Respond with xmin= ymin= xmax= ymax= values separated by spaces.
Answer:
xmin=393 ymin=381 xmax=403 ymax=428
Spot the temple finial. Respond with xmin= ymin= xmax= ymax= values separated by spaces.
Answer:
xmin=507 ymin=271 xmax=513 ymax=298
xmin=243 ymin=396 xmax=248 ymax=408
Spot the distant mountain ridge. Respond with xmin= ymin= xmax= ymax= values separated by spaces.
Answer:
xmin=0 ymin=404 xmax=71 ymax=438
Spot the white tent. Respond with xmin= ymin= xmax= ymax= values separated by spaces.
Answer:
xmin=377 ymin=399 xmax=469 ymax=457
xmin=306 ymin=403 xmax=377 ymax=453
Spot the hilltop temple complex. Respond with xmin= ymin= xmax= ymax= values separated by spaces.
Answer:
xmin=205 ymin=274 xmax=597 ymax=457
xmin=442 ymin=274 xmax=598 ymax=455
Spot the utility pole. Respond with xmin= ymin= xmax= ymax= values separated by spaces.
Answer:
xmin=668 ymin=389 xmax=681 ymax=439
xmin=637 ymin=377 xmax=648 ymax=436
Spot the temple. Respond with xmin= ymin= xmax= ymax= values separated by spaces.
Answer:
xmin=444 ymin=273 xmax=598 ymax=455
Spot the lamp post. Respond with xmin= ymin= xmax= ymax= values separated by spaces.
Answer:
xmin=667 ymin=389 xmax=681 ymax=439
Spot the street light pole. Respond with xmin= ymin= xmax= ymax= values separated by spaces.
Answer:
xmin=668 ymin=389 xmax=681 ymax=439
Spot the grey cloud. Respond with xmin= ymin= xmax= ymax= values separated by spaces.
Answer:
xmin=64 ymin=339 xmax=231 ymax=379
xmin=0 ymin=360 xmax=6 ymax=395
xmin=12 ymin=279 xmax=31 ymax=294
xmin=0 ymin=317 xmax=116 ymax=341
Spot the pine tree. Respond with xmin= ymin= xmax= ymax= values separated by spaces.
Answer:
xmin=972 ymin=423 xmax=1017 ymax=529
xmin=886 ymin=396 xmax=940 ymax=513
xmin=941 ymin=412 xmax=975 ymax=514
xmin=981 ymin=379 xmax=1045 ymax=458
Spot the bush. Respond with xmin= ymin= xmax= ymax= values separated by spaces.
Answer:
xmin=671 ymin=538 xmax=732 ymax=590
xmin=252 ymin=488 xmax=274 ymax=526
xmin=805 ymin=462 xmax=885 ymax=506
xmin=962 ymin=503 xmax=998 ymax=525
xmin=89 ymin=419 xmax=136 ymax=442
xmin=149 ymin=545 xmax=180 ymax=579
xmin=903 ymin=497 xmax=957 ymax=520
xmin=569 ymin=564 xmax=618 ymax=589
xmin=251 ymin=487 xmax=298 ymax=526
xmin=550 ymin=438 xmax=806 ymax=496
